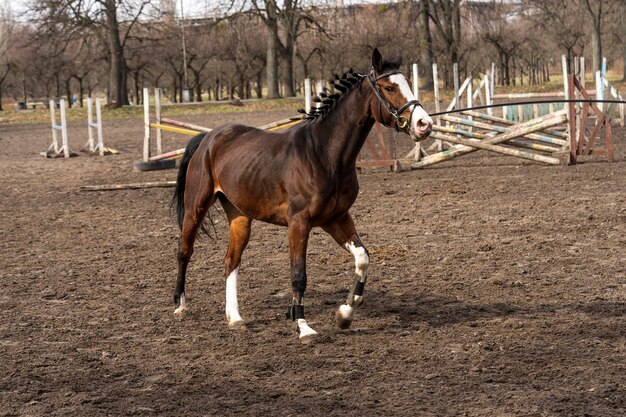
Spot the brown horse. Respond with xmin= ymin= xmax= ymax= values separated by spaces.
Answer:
xmin=171 ymin=48 xmax=432 ymax=343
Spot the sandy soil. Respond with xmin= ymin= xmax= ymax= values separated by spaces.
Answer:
xmin=1 ymin=109 xmax=625 ymax=417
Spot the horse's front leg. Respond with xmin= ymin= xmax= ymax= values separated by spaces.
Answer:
xmin=322 ymin=213 xmax=369 ymax=329
xmin=287 ymin=213 xmax=318 ymax=344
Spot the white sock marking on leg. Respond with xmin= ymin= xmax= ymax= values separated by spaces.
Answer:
xmin=345 ymin=242 xmax=369 ymax=279
xmin=225 ymin=266 xmax=243 ymax=325
xmin=174 ymin=293 xmax=186 ymax=314
xmin=345 ymin=242 xmax=369 ymax=307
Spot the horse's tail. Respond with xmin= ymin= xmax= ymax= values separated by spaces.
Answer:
xmin=171 ymin=133 xmax=206 ymax=231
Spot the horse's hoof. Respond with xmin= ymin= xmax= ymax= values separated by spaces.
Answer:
xmin=354 ymin=295 xmax=364 ymax=307
xmin=297 ymin=319 xmax=318 ymax=344
xmin=299 ymin=331 xmax=318 ymax=344
xmin=174 ymin=294 xmax=187 ymax=315
xmin=228 ymin=320 xmax=247 ymax=331
xmin=336 ymin=305 xmax=354 ymax=329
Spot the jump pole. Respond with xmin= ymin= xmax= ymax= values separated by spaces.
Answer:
xmin=155 ymin=88 xmax=163 ymax=156
xmin=428 ymin=131 xmax=561 ymax=165
xmin=305 ymin=78 xmax=312 ymax=113
xmin=441 ymin=115 xmax=564 ymax=149
xmin=410 ymin=63 xmax=427 ymax=161
xmin=143 ymin=88 xmax=150 ymax=162
xmin=43 ymin=99 xmax=72 ymax=158
xmin=484 ymin=74 xmax=492 ymax=116
xmin=412 ymin=63 xmax=419 ymax=100
xmin=84 ymin=97 xmax=112 ymax=156
xmin=411 ymin=110 xmax=568 ymax=169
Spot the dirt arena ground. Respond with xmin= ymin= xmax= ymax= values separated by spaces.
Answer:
xmin=1 ymin=109 xmax=625 ymax=417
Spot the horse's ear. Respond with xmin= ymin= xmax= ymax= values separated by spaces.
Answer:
xmin=372 ymin=48 xmax=384 ymax=73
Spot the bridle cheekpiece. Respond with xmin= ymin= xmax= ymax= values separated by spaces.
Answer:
xmin=367 ymin=67 xmax=420 ymax=132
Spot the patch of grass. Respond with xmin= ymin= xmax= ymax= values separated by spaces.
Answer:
xmin=0 ymin=97 xmax=305 ymax=126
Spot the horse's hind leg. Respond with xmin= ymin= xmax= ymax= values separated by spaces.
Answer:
xmin=220 ymin=197 xmax=252 ymax=330
xmin=322 ymin=213 xmax=369 ymax=329
xmin=174 ymin=176 xmax=215 ymax=314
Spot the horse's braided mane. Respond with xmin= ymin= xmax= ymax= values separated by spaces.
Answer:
xmin=297 ymin=70 xmax=365 ymax=121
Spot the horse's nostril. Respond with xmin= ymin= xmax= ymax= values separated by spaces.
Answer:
xmin=417 ymin=119 xmax=432 ymax=131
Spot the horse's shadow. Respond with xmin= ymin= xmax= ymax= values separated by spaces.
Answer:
xmin=303 ymin=288 xmax=626 ymax=330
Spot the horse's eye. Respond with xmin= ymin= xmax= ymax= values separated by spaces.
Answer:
xmin=385 ymin=86 xmax=395 ymax=93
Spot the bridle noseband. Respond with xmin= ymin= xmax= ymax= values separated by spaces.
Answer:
xmin=367 ymin=67 xmax=420 ymax=132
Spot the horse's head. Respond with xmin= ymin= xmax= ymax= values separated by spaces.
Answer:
xmin=368 ymin=48 xmax=433 ymax=141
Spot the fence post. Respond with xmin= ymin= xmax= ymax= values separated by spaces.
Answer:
xmin=484 ymin=74 xmax=492 ymax=116
xmin=155 ymin=88 xmax=162 ymax=156
xmin=453 ymin=63 xmax=459 ymax=111
xmin=595 ymin=70 xmax=603 ymax=113
xmin=96 ymin=99 xmax=104 ymax=156
xmin=49 ymin=100 xmax=60 ymax=154
xmin=304 ymin=78 xmax=312 ymax=113
xmin=467 ymin=77 xmax=473 ymax=130
xmin=412 ymin=63 xmax=419 ymax=100
xmin=86 ymin=97 xmax=95 ymax=152
xmin=490 ymin=62 xmax=495 ymax=99
xmin=60 ymin=99 xmax=70 ymax=158
xmin=580 ymin=57 xmax=585 ymax=89
xmin=143 ymin=88 xmax=151 ymax=162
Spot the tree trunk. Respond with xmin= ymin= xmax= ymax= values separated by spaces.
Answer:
xmin=104 ymin=0 xmax=129 ymax=107
xmin=78 ymin=77 xmax=84 ymax=108
xmin=623 ymin=3 xmax=626 ymax=80
xmin=256 ymin=73 xmax=263 ymax=98
xmin=591 ymin=17 xmax=602 ymax=73
xmin=418 ymin=0 xmax=434 ymax=90
xmin=282 ymin=39 xmax=295 ymax=97
xmin=0 ymin=64 xmax=10 ymax=112
xmin=265 ymin=0 xmax=280 ymax=98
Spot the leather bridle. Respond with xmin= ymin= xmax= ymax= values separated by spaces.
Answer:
xmin=366 ymin=67 xmax=421 ymax=132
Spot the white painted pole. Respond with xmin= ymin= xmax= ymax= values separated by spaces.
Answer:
xmin=49 ymin=100 xmax=59 ymax=154
xmin=87 ymin=97 xmax=95 ymax=152
xmin=59 ymin=99 xmax=70 ymax=158
xmin=484 ymin=74 xmax=492 ymax=116
xmin=561 ymin=54 xmax=573 ymax=153
xmin=432 ymin=63 xmax=442 ymax=152
xmin=580 ymin=57 xmax=585 ymax=89
xmin=315 ymin=80 xmax=324 ymax=96
xmin=304 ymin=78 xmax=312 ymax=113
xmin=412 ymin=63 xmax=419 ymax=100
xmin=595 ymin=70 xmax=603 ymax=113
xmin=490 ymin=62 xmax=495 ymax=98
xmin=601 ymin=56 xmax=607 ymax=102
xmin=561 ymin=55 xmax=570 ymax=114
xmin=96 ymin=99 xmax=104 ymax=156
xmin=433 ymin=63 xmax=440 ymax=124
xmin=143 ymin=88 xmax=151 ymax=162
xmin=155 ymin=88 xmax=162 ymax=156
xmin=453 ymin=63 xmax=459 ymax=111
xmin=411 ymin=63 xmax=421 ymax=161
xmin=467 ymin=77 xmax=473 ymax=130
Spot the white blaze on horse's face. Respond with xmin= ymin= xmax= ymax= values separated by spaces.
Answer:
xmin=389 ymin=74 xmax=433 ymax=140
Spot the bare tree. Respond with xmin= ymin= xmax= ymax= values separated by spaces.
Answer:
xmin=580 ymin=0 xmax=608 ymax=71
xmin=251 ymin=0 xmax=325 ymax=98
xmin=0 ymin=0 xmax=13 ymax=110
xmin=29 ymin=0 xmax=155 ymax=107
xmin=427 ymin=0 xmax=462 ymax=87
xmin=417 ymin=0 xmax=434 ymax=90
